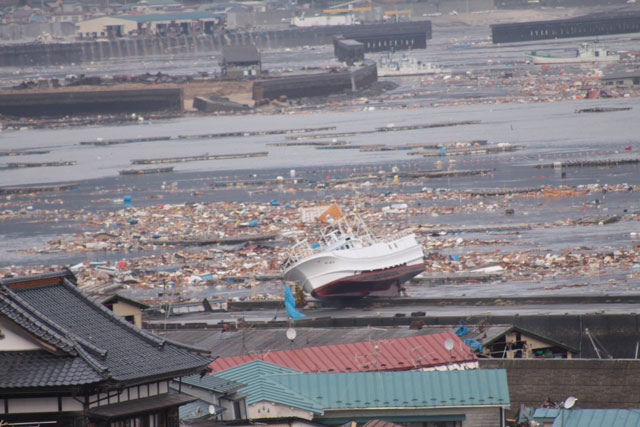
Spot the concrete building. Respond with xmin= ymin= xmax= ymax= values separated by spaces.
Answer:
xmin=333 ymin=37 xmax=365 ymax=65
xmin=77 ymin=12 xmax=224 ymax=39
xmin=475 ymin=325 xmax=578 ymax=359
xmin=529 ymin=408 xmax=640 ymax=427
xmin=209 ymin=331 xmax=478 ymax=373
xmin=221 ymin=45 xmax=261 ymax=79
xmin=214 ymin=360 xmax=511 ymax=426
xmin=480 ymin=359 xmax=640 ymax=421
xmin=172 ymin=374 xmax=248 ymax=421
xmin=601 ymin=71 xmax=640 ymax=88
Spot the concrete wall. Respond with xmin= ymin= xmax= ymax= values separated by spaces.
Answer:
xmin=253 ymin=63 xmax=377 ymax=100
xmin=0 ymin=318 xmax=40 ymax=351
xmin=0 ymin=21 xmax=430 ymax=66
xmin=0 ymin=88 xmax=183 ymax=117
xmin=479 ymin=359 xmax=640 ymax=419
xmin=0 ymin=22 xmax=76 ymax=41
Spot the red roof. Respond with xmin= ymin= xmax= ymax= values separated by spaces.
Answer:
xmin=210 ymin=331 xmax=476 ymax=373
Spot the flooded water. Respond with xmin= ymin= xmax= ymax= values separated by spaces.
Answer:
xmin=1 ymin=24 xmax=639 ymax=301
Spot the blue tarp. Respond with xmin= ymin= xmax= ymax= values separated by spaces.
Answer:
xmin=455 ymin=324 xmax=469 ymax=337
xmin=284 ymin=283 xmax=305 ymax=319
xmin=464 ymin=338 xmax=483 ymax=351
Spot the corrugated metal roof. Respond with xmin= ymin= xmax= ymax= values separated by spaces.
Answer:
xmin=159 ymin=325 xmax=474 ymax=357
xmin=180 ymin=372 xmax=245 ymax=393
xmin=543 ymin=409 xmax=640 ymax=427
xmin=209 ymin=331 xmax=476 ymax=373
xmin=533 ymin=407 xmax=561 ymax=419
xmin=266 ymin=369 xmax=509 ymax=410
xmin=214 ymin=360 xmax=323 ymax=413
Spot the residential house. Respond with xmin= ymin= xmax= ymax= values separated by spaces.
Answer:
xmin=0 ymin=270 xmax=212 ymax=425
xmin=172 ymin=373 xmax=247 ymax=421
xmin=473 ymin=325 xmax=578 ymax=359
xmin=528 ymin=408 xmax=640 ymax=427
xmin=214 ymin=360 xmax=510 ymax=426
xmin=209 ymin=331 xmax=477 ymax=372
xmin=479 ymin=359 xmax=640 ymax=421
xmin=100 ymin=293 xmax=149 ymax=328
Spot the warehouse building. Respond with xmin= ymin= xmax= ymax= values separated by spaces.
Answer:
xmin=77 ymin=12 xmax=224 ymax=39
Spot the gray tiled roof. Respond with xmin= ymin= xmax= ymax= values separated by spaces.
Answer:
xmin=0 ymin=351 xmax=103 ymax=388
xmin=0 ymin=271 xmax=212 ymax=390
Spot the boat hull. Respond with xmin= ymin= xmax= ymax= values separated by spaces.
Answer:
xmin=311 ymin=262 xmax=426 ymax=298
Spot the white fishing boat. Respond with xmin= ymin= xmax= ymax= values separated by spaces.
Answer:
xmin=376 ymin=54 xmax=451 ymax=77
xmin=526 ymin=43 xmax=620 ymax=65
xmin=282 ymin=209 xmax=425 ymax=298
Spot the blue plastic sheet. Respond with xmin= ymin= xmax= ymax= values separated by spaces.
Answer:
xmin=455 ymin=324 xmax=469 ymax=337
xmin=284 ymin=284 xmax=305 ymax=319
xmin=464 ymin=338 xmax=483 ymax=351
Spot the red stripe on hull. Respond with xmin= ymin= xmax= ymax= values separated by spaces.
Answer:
xmin=311 ymin=263 xmax=425 ymax=299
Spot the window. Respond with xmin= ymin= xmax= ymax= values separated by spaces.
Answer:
xmin=233 ymin=400 xmax=242 ymax=419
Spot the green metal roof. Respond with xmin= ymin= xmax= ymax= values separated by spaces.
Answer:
xmin=532 ymin=409 xmax=640 ymax=427
xmin=180 ymin=373 xmax=245 ymax=394
xmin=214 ymin=360 xmax=324 ymax=414
xmin=215 ymin=362 xmax=508 ymax=414
xmin=266 ymin=369 xmax=510 ymax=410
xmin=119 ymin=12 xmax=224 ymax=22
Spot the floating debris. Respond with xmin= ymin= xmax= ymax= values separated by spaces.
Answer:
xmin=575 ymin=107 xmax=632 ymax=113
xmin=375 ymin=120 xmax=481 ymax=132
xmin=412 ymin=144 xmax=523 ymax=157
xmin=421 ymin=224 xmax=532 ymax=235
xmin=0 ymin=183 xmax=77 ymax=195
xmin=7 ymin=161 xmax=76 ymax=168
xmin=0 ymin=149 xmax=50 ymax=156
xmin=119 ymin=167 xmax=174 ymax=175
xmin=465 ymin=187 xmax=540 ymax=197
xmin=361 ymin=140 xmax=488 ymax=152
xmin=80 ymin=136 xmax=172 ymax=146
xmin=178 ymin=126 xmax=336 ymax=140
xmin=411 ymin=271 xmax=503 ymax=284
xmin=131 ymin=152 xmax=268 ymax=165
xmin=285 ymin=132 xmax=358 ymax=141
xmin=157 ymin=233 xmax=279 ymax=247
xmin=268 ymin=140 xmax=349 ymax=147
xmin=534 ymin=158 xmax=640 ymax=169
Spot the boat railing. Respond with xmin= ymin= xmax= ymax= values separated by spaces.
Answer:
xmin=283 ymin=213 xmax=413 ymax=270
xmin=282 ymin=239 xmax=315 ymax=269
xmin=378 ymin=228 xmax=414 ymax=244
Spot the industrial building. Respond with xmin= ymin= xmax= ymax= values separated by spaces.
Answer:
xmin=221 ymin=45 xmax=261 ymax=79
xmin=333 ymin=37 xmax=365 ymax=65
xmin=252 ymin=63 xmax=377 ymax=101
xmin=491 ymin=11 xmax=640 ymax=43
xmin=601 ymin=71 xmax=640 ymax=88
xmin=77 ymin=12 xmax=223 ymax=39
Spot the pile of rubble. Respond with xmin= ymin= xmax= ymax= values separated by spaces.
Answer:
xmin=2 ymin=178 xmax=639 ymax=303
